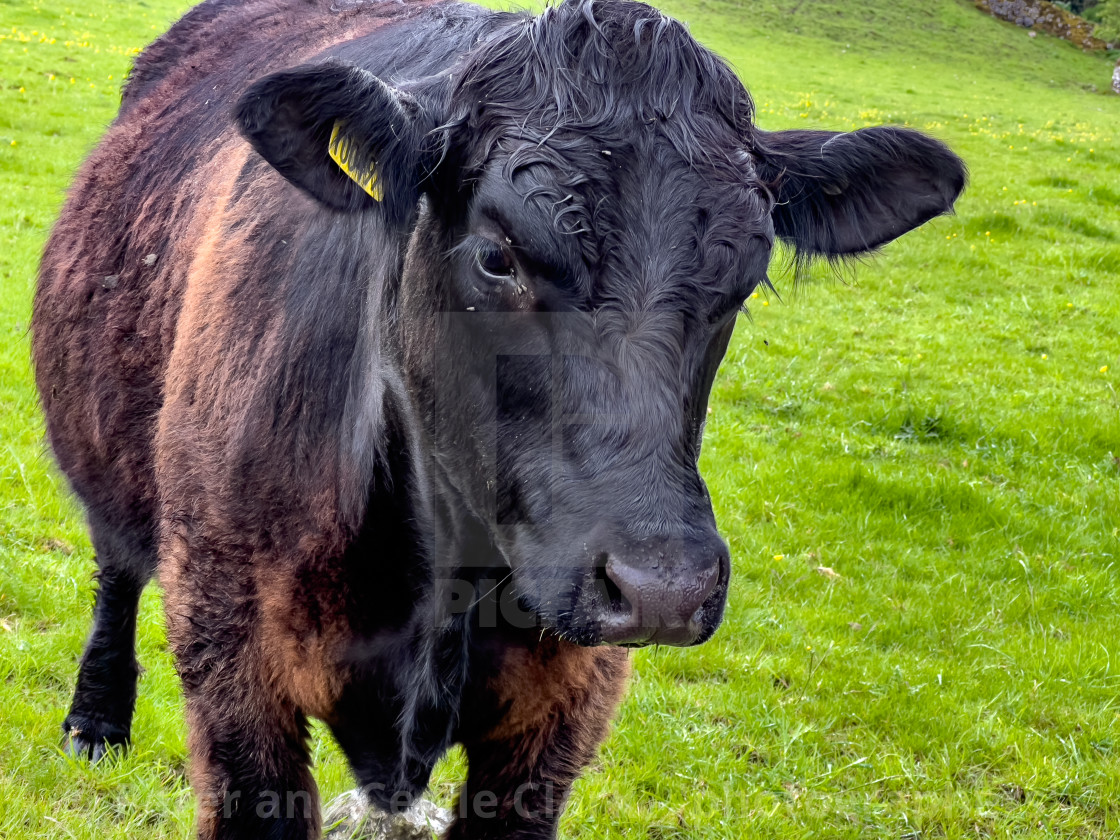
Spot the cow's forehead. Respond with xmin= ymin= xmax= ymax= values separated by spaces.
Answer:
xmin=465 ymin=130 xmax=771 ymax=309
xmin=445 ymin=0 xmax=764 ymax=276
xmin=473 ymin=129 xmax=765 ymax=242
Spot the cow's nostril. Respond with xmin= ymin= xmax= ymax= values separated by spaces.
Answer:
xmin=592 ymin=558 xmax=631 ymax=616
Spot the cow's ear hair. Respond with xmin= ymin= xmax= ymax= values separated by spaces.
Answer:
xmin=235 ymin=61 xmax=442 ymax=224
xmin=752 ymin=126 xmax=967 ymax=259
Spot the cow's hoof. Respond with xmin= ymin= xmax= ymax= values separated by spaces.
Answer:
xmin=62 ymin=715 xmax=128 ymax=762
xmin=323 ymin=790 xmax=453 ymax=840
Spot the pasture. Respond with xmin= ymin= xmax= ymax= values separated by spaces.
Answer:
xmin=1 ymin=0 xmax=1117 ymax=837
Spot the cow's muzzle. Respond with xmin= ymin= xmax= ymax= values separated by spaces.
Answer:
xmin=591 ymin=531 xmax=730 ymax=647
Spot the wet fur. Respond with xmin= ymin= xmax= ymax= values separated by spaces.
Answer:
xmin=32 ymin=0 xmax=965 ymax=837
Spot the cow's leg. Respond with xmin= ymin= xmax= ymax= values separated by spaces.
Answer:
xmin=183 ymin=690 xmax=318 ymax=840
xmin=165 ymin=565 xmax=319 ymax=840
xmin=449 ymin=637 xmax=630 ymax=840
xmin=63 ymin=511 xmax=155 ymax=761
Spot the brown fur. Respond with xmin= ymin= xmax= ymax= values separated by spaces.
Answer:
xmin=34 ymin=1 xmax=460 ymax=833
xmin=451 ymin=638 xmax=631 ymax=838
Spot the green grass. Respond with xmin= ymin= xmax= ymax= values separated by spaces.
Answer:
xmin=2 ymin=0 xmax=1119 ymax=838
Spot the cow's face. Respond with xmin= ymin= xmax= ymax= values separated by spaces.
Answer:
xmin=236 ymin=0 xmax=966 ymax=647
xmin=397 ymin=132 xmax=764 ymax=646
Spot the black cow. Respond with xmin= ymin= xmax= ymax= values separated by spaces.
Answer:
xmin=31 ymin=0 xmax=966 ymax=837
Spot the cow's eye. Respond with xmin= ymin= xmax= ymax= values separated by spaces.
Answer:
xmin=475 ymin=242 xmax=514 ymax=279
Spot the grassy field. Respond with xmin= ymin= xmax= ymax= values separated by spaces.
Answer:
xmin=1 ymin=0 xmax=1118 ymax=837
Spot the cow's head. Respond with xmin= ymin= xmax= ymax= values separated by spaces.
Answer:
xmin=236 ymin=0 xmax=966 ymax=647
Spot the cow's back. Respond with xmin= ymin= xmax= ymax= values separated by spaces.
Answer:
xmin=32 ymin=0 xmax=474 ymax=524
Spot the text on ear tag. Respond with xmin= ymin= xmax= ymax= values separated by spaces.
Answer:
xmin=328 ymin=121 xmax=383 ymax=201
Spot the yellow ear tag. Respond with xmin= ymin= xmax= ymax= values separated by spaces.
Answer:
xmin=328 ymin=121 xmax=383 ymax=201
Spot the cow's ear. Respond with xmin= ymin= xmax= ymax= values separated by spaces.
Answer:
xmin=753 ymin=126 xmax=967 ymax=259
xmin=235 ymin=61 xmax=442 ymax=223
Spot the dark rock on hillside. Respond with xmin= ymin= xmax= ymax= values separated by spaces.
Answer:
xmin=975 ymin=0 xmax=1113 ymax=50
